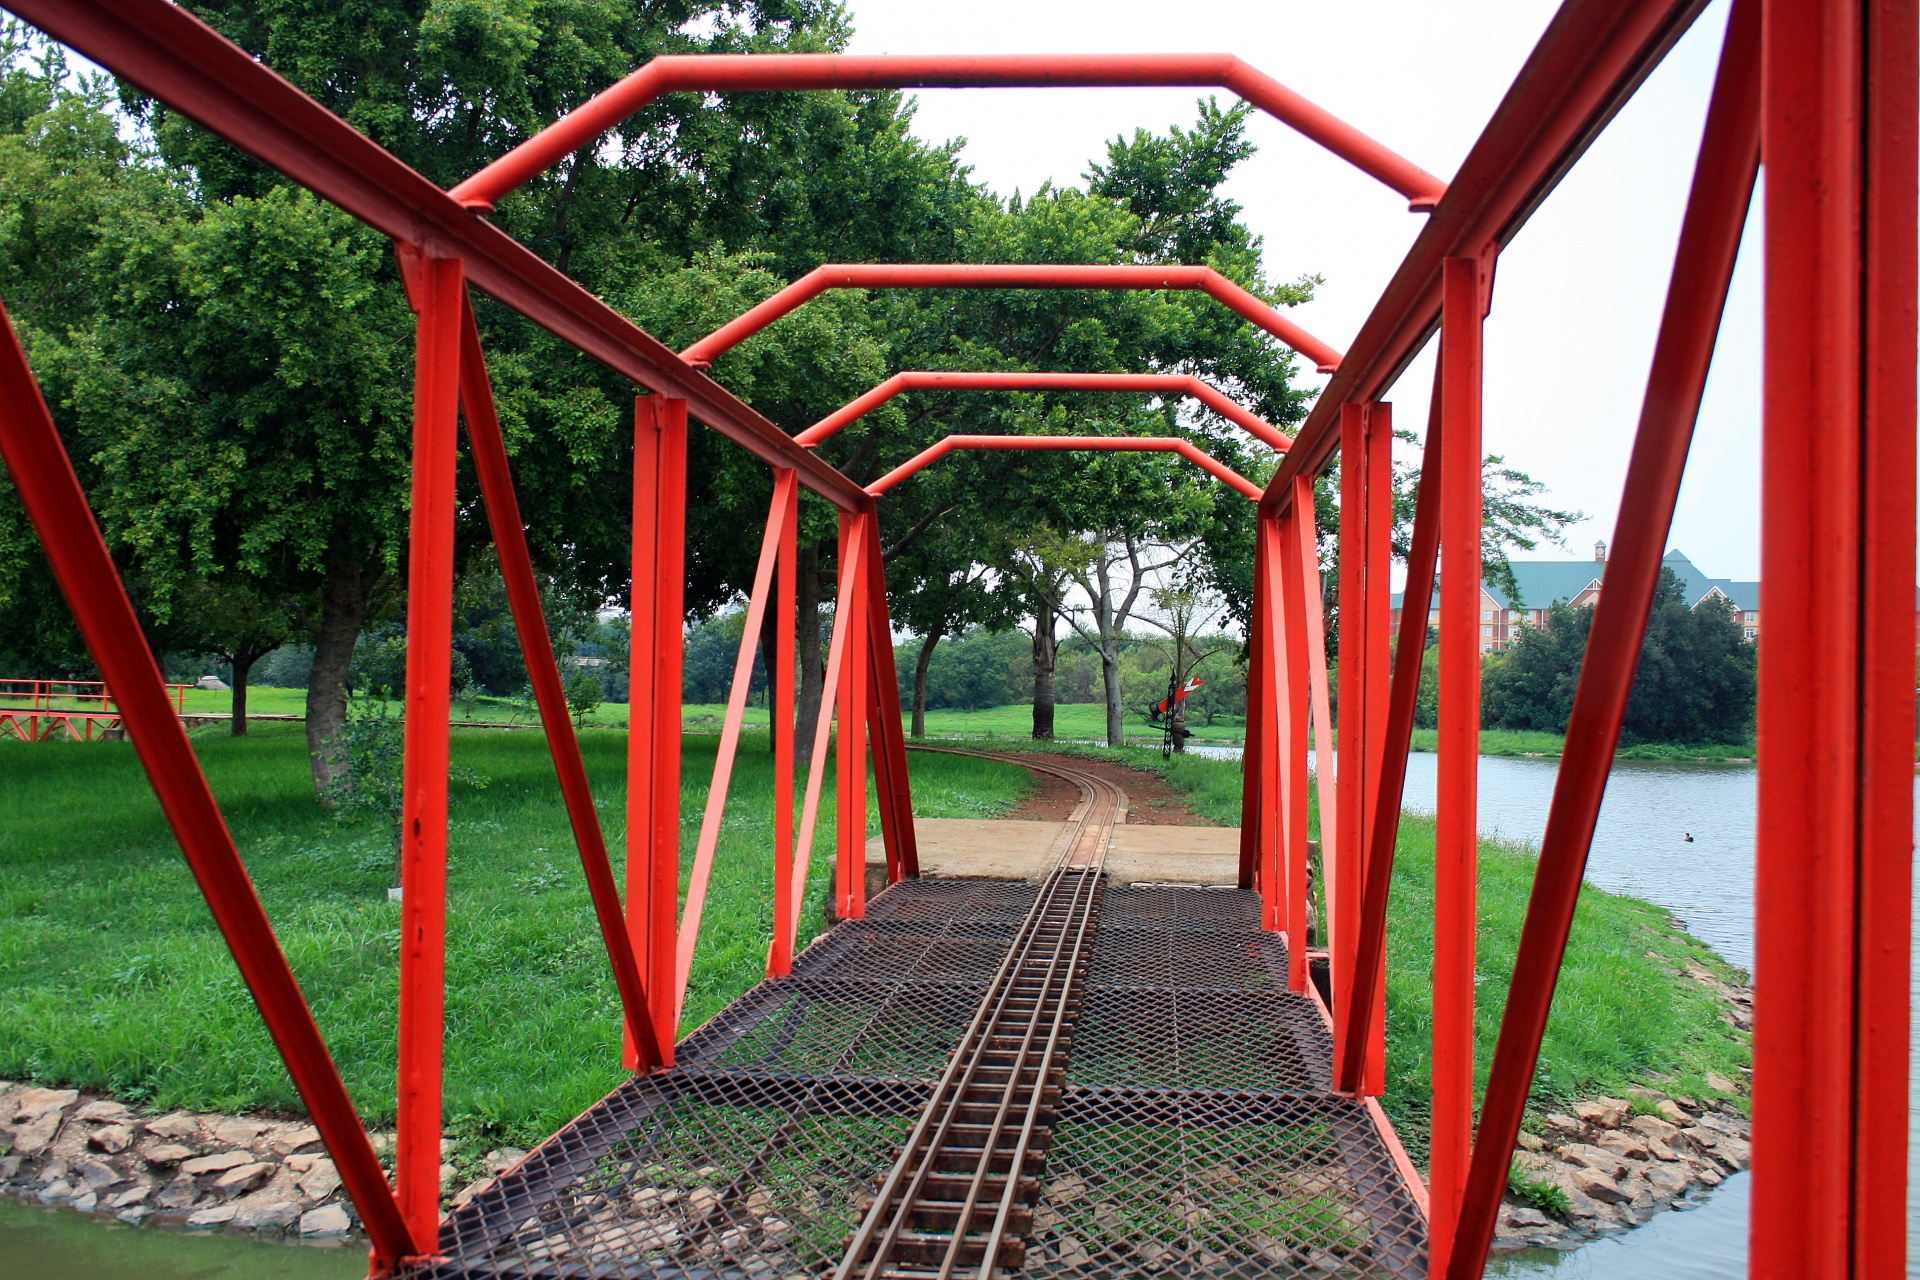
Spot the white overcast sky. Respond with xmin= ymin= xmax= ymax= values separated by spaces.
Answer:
xmin=841 ymin=0 xmax=1762 ymax=581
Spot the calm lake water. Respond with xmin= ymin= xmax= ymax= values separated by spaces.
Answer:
xmin=5 ymin=750 xmax=1912 ymax=1276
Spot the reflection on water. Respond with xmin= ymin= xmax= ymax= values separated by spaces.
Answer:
xmin=1487 ymin=1175 xmax=1750 ymax=1278
xmin=0 ymin=1196 xmax=363 ymax=1278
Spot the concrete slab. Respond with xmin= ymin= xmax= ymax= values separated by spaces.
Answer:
xmin=1105 ymin=825 xmax=1241 ymax=885
xmin=864 ymin=820 xmax=1242 ymax=886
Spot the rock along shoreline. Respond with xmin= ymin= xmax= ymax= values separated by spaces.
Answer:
xmin=1490 ymin=962 xmax=1754 ymax=1253
xmin=2 ymin=971 xmax=1752 ymax=1258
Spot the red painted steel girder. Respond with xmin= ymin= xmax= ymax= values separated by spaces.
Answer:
xmin=866 ymin=435 xmax=1263 ymax=500
xmin=452 ymin=54 xmax=1447 ymax=214
xmin=683 ymin=265 xmax=1343 ymax=373
xmin=796 ymin=371 xmax=1293 ymax=452
xmin=6 ymin=0 xmax=872 ymax=513
xmin=1261 ymin=0 xmax=1711 ymax=510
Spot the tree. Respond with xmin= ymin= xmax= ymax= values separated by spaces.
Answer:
xmin=174 ymin=575 xmax=292 ymax=735
xmin=1059 ymin=534 xmax=1192 ymax=748
xmin=1480 ymin=569 xmax=1756 ymax=744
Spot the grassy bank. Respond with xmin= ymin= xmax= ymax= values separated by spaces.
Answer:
xmin=0 ymin=725 xmax=1032 ymax=1152
xmin=1056 ymin=743 xmax=1751 ymax=1158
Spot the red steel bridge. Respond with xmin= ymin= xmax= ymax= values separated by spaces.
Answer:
xmin=0 ymin=1 xmax=1910 ymax=1277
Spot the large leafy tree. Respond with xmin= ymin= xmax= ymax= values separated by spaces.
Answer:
xmin=1481 ymin=568 xmax=1757 ymax=744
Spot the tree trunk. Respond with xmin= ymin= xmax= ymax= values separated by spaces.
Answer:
xmin=1031 ymin=598 xmax=1057 ymax=741
xmin=1100 ymin=638 xmax=1125 ymax=747
xmin=306 ymin=555 xmax=374 ymax=800
xmin=911 ymin=624 xmax=945 ymax=738
xmin=229 ymin=647 xmax=261 ymax=737
xmin=794 ymin=542 xmax=826 ymax=766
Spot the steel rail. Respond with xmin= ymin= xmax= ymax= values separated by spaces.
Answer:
xmin=838 ymin=861 xmax=1090 ymax=1277
xmin=1259 ymin=0 xmax=1712 ymax=513
xmin=839 ymin=751 xmax=1120 ymax=1279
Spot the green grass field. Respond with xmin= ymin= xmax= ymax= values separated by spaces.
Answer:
xmin=31 ymin=687 xmax=1246 ymax=743
xmin=0 ymin=724 xmax=1031 ymax=1154
xmin=0 ymin=725 xmax=1746 ymax=1172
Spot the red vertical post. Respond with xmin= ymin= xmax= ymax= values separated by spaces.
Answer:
xmin=835 ymin=511 xmax=870 ymax=920
xmin=1290 ymin=473 xmax=1338 ymax=978
xmin=768 ymin=470 xmax=799 ymax=977
xmin=1339 ymin=365 xmax=1447 ymax=1101
xmin=627 ymin=395 xmax=686 ymax=1066
xmin=1238 ymin=524 xmax=1269 ymax=894
xmin=1431 ymin=253 xmax=1485 ymax=1266
xmin=395 ymin=253 xmax=462 ymax=1253
xmin=1257 ymin=517 xmax=1285 ymax=932
xmin=1335 ymin=403 xmax=1390 ymax=1097
xmin=0 ymin=297 xmax=415 ymax=1269
xmin=861 ymin=507 xmax=919 ymax=881
xmin=1276 ymin=500 xmax=1314 ymax=994
xmin=1333 ymin=404 xmax=1364 ymax=1083
xmin=1755 ymin=0 xmax=1915 ymax=1274
xmin=1361 ymin=404 xmax=1390 ymax=1095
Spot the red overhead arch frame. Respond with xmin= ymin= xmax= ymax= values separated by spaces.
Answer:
xmin=864 ymin=434 xmax=1264 ymax=500
xmin=0 ymin=1 xmax=1909 ymax=1277
xmin=450 ymin=53 xmax=1447 ymax=215
xmin=796 ymin=370 xmax=1293 ymax=452
xmin=682 ymin=263 xmax=1343 ymax=372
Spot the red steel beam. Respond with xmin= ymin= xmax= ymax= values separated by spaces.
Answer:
xmin=6 ymin=0 xmax=871 ymax=514
xmin=1261 ymin=0 xmax=1712 ymax=514
xmin=835 ymin=510 xmax=872 ymax=920
xmin=865 ymin=435 xmax=1263 ymax=500
xmin=0 ymin=297 xmax=416 ymax=1269
xmin=767 ymin=470 xmax=801 ymax=978
xmin=1430 ymin=253 xmax=1487 ymax=1264
xmin=863 ymin=508 xmax=920 ymax=881
xmin=796 ymin=371 xmax=1294 ymax=452
xmin=458 ymin=301 xmax=663 ymax=1070
xmin=1332 ymin=402 xmax=1390 ymax=1098
xmin=627 ymin=396 xmax=688 ymax=1066
xmin=1444 ymin=4 xmax=1762 ymax=1271
xmin=1258 ymin=516 xmax=1288 ymax=935
xmin=1276 ymin=490 xmax=1314 ymax=995
xmin=783 ymin=526 xmax=862 ymax=959
xmin=1238 ymin=524 xmax=1271 ymax=892
xmin=1751 ymin=0 xmax=1915 ymax=1273
xmin=452 ymin=53 xmax=1445 ymax=214
xmin=684 ymin=266 xmax=1343 ymax=373
xmin=1335 ymin=356 xmax=1445 ymax=1102
xmin=394 ymin=255 xmax=462 ymax=1251
xmin=678 ymin=475 xmax=795 ymax=1022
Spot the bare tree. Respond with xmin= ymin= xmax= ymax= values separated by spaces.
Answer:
xmin=1026 ymin=533 xmax=1191 ymax=748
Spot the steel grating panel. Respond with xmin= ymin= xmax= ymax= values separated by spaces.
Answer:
xmin=402 ymin=878 xmax=1424 ymax=1280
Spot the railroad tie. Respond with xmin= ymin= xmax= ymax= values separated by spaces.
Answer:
xmin=835 ymin=763 xmax=1120 ymax=1280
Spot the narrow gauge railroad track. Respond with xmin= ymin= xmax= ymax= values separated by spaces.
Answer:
xmin=835 ymin=750 xmax=1124 ymax=1280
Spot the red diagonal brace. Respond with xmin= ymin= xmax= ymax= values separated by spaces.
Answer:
xmin=862 ymin=508 xmax=920 ymax=881
xmin=459 ymin=301 xmax=664 ymax=1071
xmin=1445 ymin=4 xmax=1761 ymax=1272
xmin=678 ymin=472 xmax=796 ymax=1021
xmin=0 ymin=296 xmax=414 ymax=1267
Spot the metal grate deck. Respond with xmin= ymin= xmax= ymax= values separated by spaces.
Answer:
xmin=403 ymin=878 xmax=1426 ymax=1279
